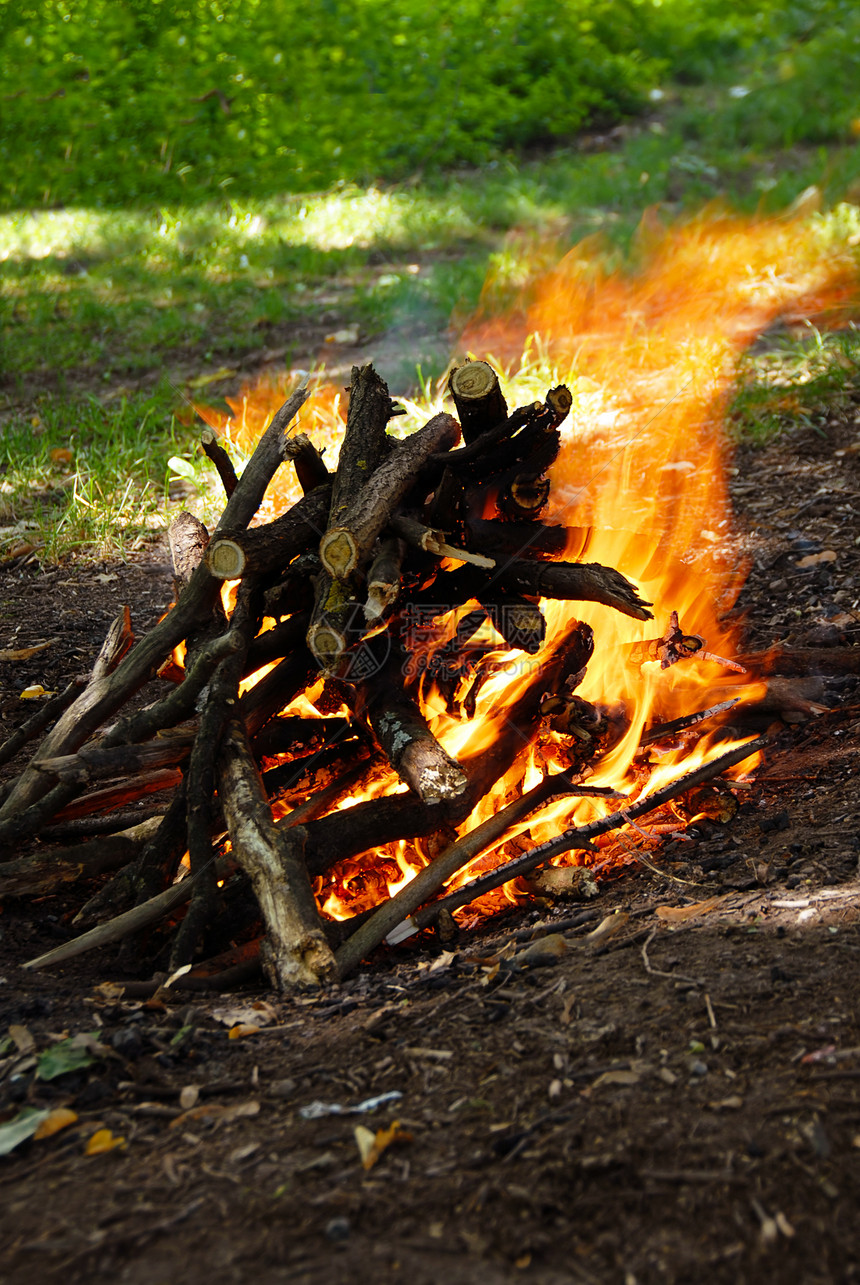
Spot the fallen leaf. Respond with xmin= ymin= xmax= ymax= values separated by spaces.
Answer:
xmin=592 ymin=1069 xmax=642 ymax=1088
xmin=228 ymin=1023 xmax=263 ymax=1040
xmin=94 ymin=572 xmax=118 ymax=584
xmin=93 ymin=981 xmax=126 ymax=1002
xmin=795 ymin=550 xmax=837 ymax=568
xmin=515 ymin=933 xmax=567 ymax=966
xmin=37 ymin=1031 xmax=105 ymax=1081
xmin=212 ymin=1000 xmax=277 ymax=1029
xmin=354 ymin=1119 xmax=412 ymax=1170
xmin=19 ymin=685 xmax=52 ymax=700
xmin=0 ymin=1108 xmax=50 ymax=1156
xmin=655 ymin=896 xmax=724 ymax=923
xmin=0 ymin=639 xmax=57 ymax=662
xmin=185 ymin=367 xmax=238 ymax=389
xmin=170 ymin=1100 xmax=260 ymax=1129
xmin=85 ymin=1128 xmax=126 ymax=1155
xmin=585 ymin=911 xmax=630 ymax=946
xmin=34 ymin=1107 xmax=79 ymax=1139
xmin=49 ymin=447 xmax=74 ymax=464
xmin=8 ymin=1024 xmax=35 ymax=1054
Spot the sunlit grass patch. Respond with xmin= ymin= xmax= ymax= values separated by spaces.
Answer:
xmin=0 ymin=389 xmax=220 ymax=562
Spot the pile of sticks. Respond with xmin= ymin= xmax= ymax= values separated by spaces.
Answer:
xmin=0 ymin=363 xmax=765 ymax=991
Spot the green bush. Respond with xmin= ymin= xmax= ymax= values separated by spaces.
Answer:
xmin=0 ymin=0 xmax=664 ymax=210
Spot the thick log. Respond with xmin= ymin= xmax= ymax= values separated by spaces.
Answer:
xmin=253 ymin=715 xmax=354 ymax=760
xmin=261 ymin=739 xmax=370 ymax=799
xmin=448 ymin=361 xmax=508 ymax=444
xmin=482 ymin=595 xmax=546 ymax=654
xmin=240 ymin=643 xmax=317 ymax=739
xmin=736 ymin=646 xmax=860 ymax=676
xmin=0 ymin=816 xmax=163 ymax=898
xmin=319 ymin=413 xmax=461 ymax=580
xmin=169 ymin=511 xmax=210 ymax=593
xmin=435 ymin=387 xmax=571 ymax=474
xmin=497 ymin=559 xmax=653 ymax=621
xmin=0 ymin=382 xmax=309 ymax=827
xmin=218 ymin=716 xmax=336 ymax=990
xmin=205 ymin=483 xmax=331 ymax=580
xmin=33 ymin=732 xmax=195 ymax=785
xmin=427 ymin=466 xmax=467 ymax=538
xmin=200 ymin=425 xmax=238 ymax=499
xmin=244 ymin=611 xmax=312 ymax=676
xmin=464 ymin=518 xmax=586 ymax=562
xmin=306 ymin=572 xmax=362 ymax=677
xmin=497 ymin=472 xmax=551 ymax=521
xmin=49 ymin=767 xmax=183 ymax=822
xmin=173 ymin=579 xmax=259 ymax=968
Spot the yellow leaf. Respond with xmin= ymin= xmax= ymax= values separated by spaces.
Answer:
xmin=34 ymin=1108 xmax=78 ymax=1140
xmin=228 ymin=1023 xmax=261 ymax=1039
xmin=354 ymin=1120 xmax=412 ymax=1171
xmin=0 ymin=639 xmax=56 ymax=662
xmin=20 ymin=685 xmax=51 ymax=700
xmin=85 ymin=1128 xmax=126 ymax=1155
xmin=49 ymin=447 xmax=74 ymax=465
xmin=185 ymin=367 xmax=238 ymax=389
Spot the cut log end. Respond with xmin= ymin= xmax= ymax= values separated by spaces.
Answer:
xmin=307 ymin=622 xmax=347 ymax=674
xmin=320 ymin=527 xmax=359 ymax=579
xmin=448 ymin=360 xmax=508 ymax=445
xmin=450 ymin=360 xmax=500 ymax=403
xmin=206 ymin=539 xmax=246 ymax=580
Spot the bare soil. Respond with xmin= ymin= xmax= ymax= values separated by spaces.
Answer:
xmin=1 ymin=398 xmax=860 ymax=1285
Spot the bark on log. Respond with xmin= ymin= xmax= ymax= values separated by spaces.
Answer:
xmin=464 ymin=518 xmax=587 ymax=562
xmin=328 ymin=363 xmax=393 ymax=536
xmin=205 ymin=484 xmax=331 ymax=580
xmin=319 ymin=413 xmax=461 ymax=579
xmin=0 ymin=383 xmax=309 ymax=826
xmin=448 ymin=361 xmax=508 ymax=444
xmin=218 ymin=716 xmax=336 ymax=990
xmin=33 ymin=732 xmax=195 ymax=784
xmin=169 ymin=511 xmax=210 ymax=593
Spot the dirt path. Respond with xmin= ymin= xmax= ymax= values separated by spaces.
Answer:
xmin=1 ymin=400 xmax=859 ymax=1284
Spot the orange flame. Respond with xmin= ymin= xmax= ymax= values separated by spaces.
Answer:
xmin=201 ymin=208 xmax=859 ymax=922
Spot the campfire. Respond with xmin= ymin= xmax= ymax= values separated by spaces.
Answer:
xmin=1 ymin=211 xmax=855 ymax=991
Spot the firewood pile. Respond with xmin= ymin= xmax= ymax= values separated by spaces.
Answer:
xmin=0 ymin=362 xmax=769 ymax=992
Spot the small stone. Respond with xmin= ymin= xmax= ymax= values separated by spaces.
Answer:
xmin=688 ymin=1059 xmax=709 ymax=1078
xmin=325 ymin=1216 xmax=351 ymax=1243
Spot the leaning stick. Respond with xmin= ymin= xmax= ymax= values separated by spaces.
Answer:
xmin=335 ymin=770 xmax=602 ymax=977
xmin=200 ymin=425 xmax=238 ymax=499
xmin=23 ymin=861 xmax=228 ymax=971
xmin=0 ymin=383 xmax=309 ymax=827
xmin=410 ymin=735 xmax=770 ymax=926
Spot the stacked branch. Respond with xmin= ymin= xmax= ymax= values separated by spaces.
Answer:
xmin=2 ymin=358 xmax=768 ymax=993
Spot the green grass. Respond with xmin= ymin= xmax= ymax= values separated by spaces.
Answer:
xmin=3 ymin=0 xmax=860 ymax=561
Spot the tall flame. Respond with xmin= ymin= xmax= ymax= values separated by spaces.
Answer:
xmin=201 ymin=208 xmax=859 ymax=921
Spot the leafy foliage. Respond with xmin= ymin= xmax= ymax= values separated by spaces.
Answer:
xmin=0 ymin=0 xmax=663 ymax=210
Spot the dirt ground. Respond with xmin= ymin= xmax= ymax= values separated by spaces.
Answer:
xmin=1 ymin=385 xmax=860 ymax=1284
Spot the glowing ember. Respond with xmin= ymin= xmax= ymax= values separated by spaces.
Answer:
xmin=200 ymin=210 xmax=859 ymax=927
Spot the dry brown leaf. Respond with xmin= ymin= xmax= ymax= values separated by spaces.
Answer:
xmin=169 ymin=1100 xmax=260 ymax=1130
xmin=34 ymin=1108 xmax=78 ymax=1140
xmin=0 ymin=639 xmax=57 ymax=662
xmin=8 ymin=1024 xmax=35 ymax=1054
xmin=655 ymin=896 xmax=724 ymax=923
xmin=584 ymin=911 xmax=630 ymax=946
